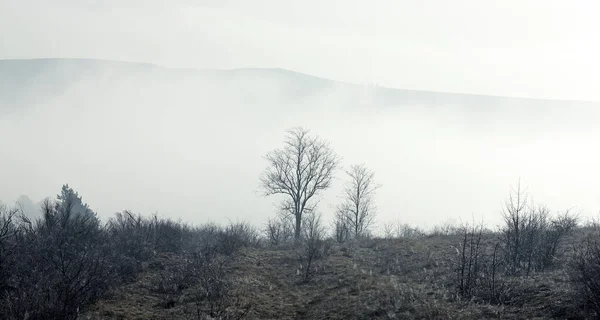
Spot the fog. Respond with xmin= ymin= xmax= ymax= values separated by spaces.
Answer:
xmin=2 ymin=1 xmax=600 ymax=101
xmin=1 ymin=59 xmax=599 ymax=231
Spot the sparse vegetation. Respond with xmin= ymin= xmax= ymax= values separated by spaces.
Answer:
xmin=265 ymin=213 xmax=295 ymax=246
xmin=0 ymin=193 xmax=113 ymax=320
xmin=500 ymin=181 xmax=578 ymax=276
xmin=297 ymin=212 xmax=330 ymax=283
xmin=571 ymin=221 xmax=600 ymax=316
xmin=1 ymin=129 xmax=594 ymax=319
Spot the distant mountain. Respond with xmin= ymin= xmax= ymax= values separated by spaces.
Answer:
xmin=2 ymin=58 xmax=598 ymax=112
xmin=0 ymin=59 xmax=338 ymax=113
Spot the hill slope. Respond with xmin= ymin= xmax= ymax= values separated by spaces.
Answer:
xmin=2 ymin=58 xmax=599 ymax=112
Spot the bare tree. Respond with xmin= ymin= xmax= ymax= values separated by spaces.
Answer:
xmin=336 ymin=164 xmax=381 ymax=238
xmin=298 ymin=211 xmax=329 ymax=283
xmin=500 ymin=179 xmax=528 ymax=274
xmin=500 ymin=179 xmax=576 ymax=275
xmin=260 ymin=127 xmax=339 ymax=240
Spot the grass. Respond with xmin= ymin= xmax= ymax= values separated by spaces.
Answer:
xmin=82 ymin=231 xmax=589 ymax=319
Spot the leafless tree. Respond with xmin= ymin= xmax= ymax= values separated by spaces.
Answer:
xmin=260 ymin=127 xmax=339 ymax=240
xmin=500 ymin=180 xmax=576 ymax=275
xmin=500 ymin=179 xmax=528 ymax=274
xmin=333 ymin=210 xmax=351 ymax=243
xmin=336 ymin=164 xmax=381 ymax=239
xmin=298 ymin=211 xmax=329 ymax=283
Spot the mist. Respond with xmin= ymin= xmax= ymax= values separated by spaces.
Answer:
xmin=1 ymin=59 xmax=599 ymax=231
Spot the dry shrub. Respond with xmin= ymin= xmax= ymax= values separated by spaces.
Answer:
xmin=150 ymin=258 xmax=193 ymax=309
xmin=453 ymin=221 xmax=512 ymax=305
xmin=297 ymin=212 xmax=331 ymax=283
xmin=570 ymin=225 xmax=600 ymax=316
xmin=500 ymin=182 xmax=577 ymax=276
xmin=218 ymin=221 xmax=261 ymax=255
xmin=381 ymin=221 xmax=426 ymax=239
xmin=0 ymin=205 xmax=19 ymax=295
xmin=1 ymin=200 xmax=114 ymax=320
xmin=428 ymin=219 xmax=462 ymax=237
xmin=106 ymin=211 xmax=197 ymax=282
xmin=333 ymin=210 xmax=351 ymax=243
xmin=265 ymin=214 xmax=294 ymax=246
xmin=372 ymin=280 xmax=451 ymax=319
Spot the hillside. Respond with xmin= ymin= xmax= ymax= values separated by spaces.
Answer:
xmin=2 ymin=58 xmax=599 ymax=113
xmin=82 ymin=233 xmax=584 ymax=320
xmin=1 ymin=191 xmax=594 ymax=319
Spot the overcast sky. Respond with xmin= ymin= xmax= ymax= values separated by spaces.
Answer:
xmin=1 ymin=0 xmax=599 ymax=101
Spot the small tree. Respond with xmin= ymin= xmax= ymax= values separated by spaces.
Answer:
xmin=260 ymin=127 xmax=339 ymax=240
xmin=56 ymin=184 xmax=97 ymax=220
xmin=336 ymin=164 xmax=380 ymax=239
xmin=298 ymin=212 xmax=328 ymax=283
xmin=500 ymin=180 xmax=528 ymax=274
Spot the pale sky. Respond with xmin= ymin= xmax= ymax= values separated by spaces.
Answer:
xmin=1 ymin=0 xmax=599 ymax=100
xmin=2 ymin=1 xmax=600 ymax=232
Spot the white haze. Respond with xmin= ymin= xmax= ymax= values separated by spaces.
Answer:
xmin=1 ymin=60 xmax=600 ymax=231
xmin=1 ymin=0 xmax=600 ymax=101
xmin=2 ymin=0 xmax=600 ymax=230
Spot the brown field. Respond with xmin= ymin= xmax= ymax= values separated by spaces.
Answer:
xmin=83 ymin=230 xmax=589 ymax=320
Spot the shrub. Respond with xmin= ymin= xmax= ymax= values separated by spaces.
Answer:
xmin=218 ymin=221 xmax=260 ymax=255
xmin=1 ymin=199 xmax=114 ymax=320
xmin=500 ymin=182 xmax=576 ymax=275
xmin=106 ymin=211 xmax=197 ymax=282
xmin=381 ymin=221 xmax=425 ymax=239
xmin=106 ymin=211 xmax=157 ymax=277
xmin=150 ymin=257 xmax=193 ymax=309
xmin=297 ymin=212 xmax=330 ymax=283
xmin=570 ymin=225 xmax=600 ymax=316
xmin=186 ymin=248 xmax=231 ymax=318
xmin=265 ymin=214 xmax=294 ymax=246
xmin=333 ymin=211 xmax=351 ymax=243
xmin=453 ymin=222 xmax=506 ymax=304
xmin=0 ymin=205 xmax=19 ymax=294
xmin=429 ymin=219 xmax=462 ymax=237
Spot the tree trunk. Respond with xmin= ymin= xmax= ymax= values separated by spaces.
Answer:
xmin=295 ymin=214 xmax=302 ymax=240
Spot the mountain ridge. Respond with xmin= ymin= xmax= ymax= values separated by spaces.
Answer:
xmin=1 ymin=58 xmax=598 ymax=104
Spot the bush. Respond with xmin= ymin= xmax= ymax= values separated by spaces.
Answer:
xmin=453 ymin=222 xmax=506 ymax=304
xmin=381 ymin=221 xmax=426 ymax=239
xmin=265 ymin=214 xmax=294 ymax=246
xmin=150 ymin=257 xmax=193 ymax=309
xmin=333 ymin=211 xmax=351 ymax=243
xmin=218 ymin=221 xmax=260 ymax=255
xmin=1 ymin=199 xmax=114 ymax=320
xmin=187 ymin=248 xmax=231 ymax=318
xmin=571 ymin=225 xmax=600 ymax=316
xmin=106 ymin=211 xmax=198 ymax=282
xmin=0 ymin=183 xmax=259 ymax=319
xmin=500 ymin=183 xmax=577 ymax=275
xmin=0 ymin=205 xmax=19 ymax=295
xmin=297 ymin=212 xmax=330 ymax=283
xmin=429 ymin=219 xmax=462 ymax=237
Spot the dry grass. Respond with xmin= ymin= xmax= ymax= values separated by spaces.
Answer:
xmin=83 ymin=231 xmax=589 ymax=319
